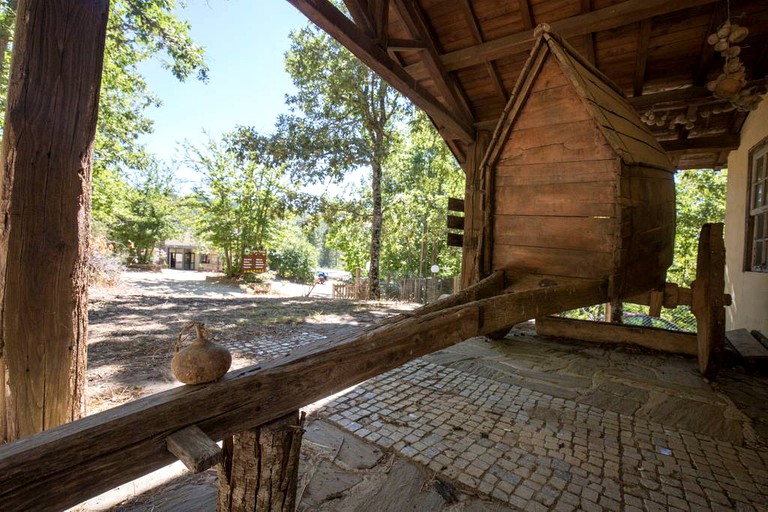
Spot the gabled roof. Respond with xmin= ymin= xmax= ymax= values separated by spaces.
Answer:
xmin=483 ymin=25 xmax=674 ymax=173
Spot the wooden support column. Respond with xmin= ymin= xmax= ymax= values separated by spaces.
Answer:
xmin=0 ymin=0 xmax=109 ymax=442
xmin=218 ymin=411 xmax=306 ymax=512
xmin=460 ymin=130 xmax=491 ymax=289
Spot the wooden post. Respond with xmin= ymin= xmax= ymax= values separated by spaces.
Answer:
xmin=0 ymin=0 xmax=109 ymax=442
xmin=460 ymin=130 xmax=491 ymax=290
xmin=218 ymin=411 xmax=306 ymax=512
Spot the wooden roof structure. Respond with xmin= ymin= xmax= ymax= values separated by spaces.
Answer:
xmin=288 ymin=0 xmax=768 ymax=170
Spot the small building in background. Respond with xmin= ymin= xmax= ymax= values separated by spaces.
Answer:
xmin=159 ymin=239 xmax=222 ymax=272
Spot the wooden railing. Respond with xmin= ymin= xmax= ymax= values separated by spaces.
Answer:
xmin=0 ymin=272 xmax=607 ymax=512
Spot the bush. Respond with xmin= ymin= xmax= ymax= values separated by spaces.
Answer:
xmin=270 ymin=242 xmax=318 ymax=283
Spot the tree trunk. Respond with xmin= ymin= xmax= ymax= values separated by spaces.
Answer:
xmin=0 ymin=0 xmax=109 ymax=442
xmin=368 ymin=159 xmax=382 ymax=300
xmin=217 ymin=411 xmax=306 ymax=512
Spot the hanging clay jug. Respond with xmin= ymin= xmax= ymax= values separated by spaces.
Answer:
xmin=172 ymin=322 xmax=232 ymax=384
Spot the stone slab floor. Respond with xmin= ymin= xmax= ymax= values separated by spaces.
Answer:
xmin=317 ymin=326 xmax=768 ymax=512
xmin=102 ymin=325 xmax=768 ymax=511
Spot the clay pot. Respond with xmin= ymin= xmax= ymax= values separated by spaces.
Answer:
xmin=172 ymin=322 xmax=232 ymax=384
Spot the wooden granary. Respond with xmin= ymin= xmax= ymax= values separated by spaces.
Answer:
xmin=482 ymin=28 xmax=676 ymax=300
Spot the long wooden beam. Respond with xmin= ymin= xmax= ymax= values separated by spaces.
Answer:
xmin=286 ymin=0 xmax=475 ymax=142
xmin=536 ymin=316 xmax=698 ymax=356
xmin=459 ymin=0 xmax=507 ymax=102
xmin=0 ymin=275 xmax=606 ymax=511
xmin=632 ymin=19 xmax=651 ymax=97
xmin=660 ymin=135 xmax=740 ymax=153
xmin=393 ymin=0 xmax=475 ymax=125
xmin=405 ymin=0 xmax=717 ymax=76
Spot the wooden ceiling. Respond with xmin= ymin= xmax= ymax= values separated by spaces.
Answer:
xmin=287 ymin=0 xmax=768 ymax=170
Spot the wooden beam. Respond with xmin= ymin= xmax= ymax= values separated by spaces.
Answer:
xmin=517 ymin=0 xmax=534 ymax=29
xmin=386 ymin=38 xmax=425 ymax=52
xmin=459 ymin=0 xmax=507 ymax=102
xmin=693 ymin=3 xmax=724 ymax=87
xmin=166 ymin=425 xmax=222 ymax=473
xmin=405 ymin=0 xmax=717 ymax=75
xmin=342 ymin=0 xmax=374 ymax=36
xmin=536 ymin=316 xmax=698 ymax=356
xmin=633 ymin=19 xmax=652 ymax=97
xmin=629 ymin=80 xmax=768 ymax=109
xmin=447 ymin=197 xmax=465 ymax=212
xmin=286 ymin=0 xmax=474 ymax=142
xmin=580 ymin=0 xmax=596 ymax=65
xmin=393 ymin=0 xmax=475 ymax=126
xmin=369 ymin=0 xmax=389 ymax=40
xmin=447 ymin=215 xmax=465 ymax=230
xmin=660 ymin=135 xmax=740 ymax=153
xmin=0 ymin=0 xmax=109 ymax=442
xmin=0 ymin=275 xmax=606 ymax=511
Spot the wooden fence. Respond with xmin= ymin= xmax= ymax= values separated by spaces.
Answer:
xmin=332 ymin=277 xmax=459 ymax=303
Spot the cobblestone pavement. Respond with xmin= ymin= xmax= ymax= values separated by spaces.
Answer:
xmin=313 ymin=334 xmax=768 ymax=512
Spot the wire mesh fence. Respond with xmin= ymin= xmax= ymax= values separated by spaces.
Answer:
xmin=556 ymin=302 xmax=697 ymax=333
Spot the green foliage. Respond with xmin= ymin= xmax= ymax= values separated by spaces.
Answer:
xmin=669 ymin=169 xmax=727 ymax=286
xmin=270 ymin=224 xmax=318 ymax=284
xmin=185 ymin=133 xmax=286 ymax=277
xmin=325 ymin=113 xmax=464 ymax=279
xmin=278 ymin=22 xmax=407 ymax=298
xmin=111 ymin=166 xmax=180 ymax=263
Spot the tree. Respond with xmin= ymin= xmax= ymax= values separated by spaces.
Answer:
xmin=112 ymin=166 xmax=180 ymax=264
xmin=669 ymin=169 xmax=727 ymax=286
xmin=278 ymin=23 xmax=407 ymax=299
xmin=383 ymin=113 xmax=463 ymax=278
xmin=324 ymin=113 xmax=464 ymax=280
xmin=185 ymin=133 xmax=286 ymax=277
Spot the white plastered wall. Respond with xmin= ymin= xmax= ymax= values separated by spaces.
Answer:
xmin=724 ymin=95 xmax=768 ymax=334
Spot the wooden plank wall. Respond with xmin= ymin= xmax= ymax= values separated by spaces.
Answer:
xmin=613 ymin=163 xmax=676 ymax=297
xmin=492 ymin=57 xmax=620 ymax=280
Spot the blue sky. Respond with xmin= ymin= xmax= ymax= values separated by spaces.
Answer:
xmin=137 ymin=0 xmax=308 ymax=186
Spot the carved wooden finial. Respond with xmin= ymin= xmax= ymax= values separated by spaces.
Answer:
xmin=533 ymin=23 xmax=551 ymax=38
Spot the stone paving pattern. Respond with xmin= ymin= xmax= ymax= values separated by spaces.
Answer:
xmin=314 ymin=335 xmax=768 ymax=511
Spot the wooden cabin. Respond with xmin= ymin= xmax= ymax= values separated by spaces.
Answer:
xmin=484 ymin=30 xmax=675 ymax=300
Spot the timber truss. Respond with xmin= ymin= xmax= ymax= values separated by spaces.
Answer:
xmin=287 ymin=0 xmax=768 ymax=170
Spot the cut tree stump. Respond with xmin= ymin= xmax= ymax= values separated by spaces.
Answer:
xmin=217 ymin=411 xmax=306 ymax=512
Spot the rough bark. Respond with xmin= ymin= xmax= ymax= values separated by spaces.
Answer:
xmin=217 ymin=411 xmax=306 ymax=512
xmin=0 ymin=0 xmax=109 ymax=442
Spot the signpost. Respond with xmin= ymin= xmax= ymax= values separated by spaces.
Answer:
xmin=242 ymin=249 xmax=267 ymax=274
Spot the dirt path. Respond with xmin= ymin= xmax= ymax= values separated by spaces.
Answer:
xmin=87 ymin=270 xmax=414 ymax=413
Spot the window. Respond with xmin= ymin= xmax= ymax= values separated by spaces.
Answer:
xmin=200 ymin=253 xmax=210 ymax=264
xmin=747 ymin=140 xmax=768 ymax=272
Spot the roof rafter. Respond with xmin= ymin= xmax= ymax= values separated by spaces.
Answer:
xmin=633 ymin=19 xmax=652 ymax=97
xmin=392 ymin=0 xmax=475 ymax=126
xmin=342 ymin=0 xmax=374 ymax=36
xmin=404 ymin=0 xmax=718 ymax=77
xmin=368 ymin=0 xmax=389 ymax=41
xmin=459 ymin=0 xmax=507 ymax=102
xmin=579 ymin=0 xmax=596 ymax=65
xmin=517 ymin=0 xmax=534 ymax=29
xmin=286 ymin=0 xmax=475 ymax=143
xmin=660 ymin=134 xmax=740 ymax=152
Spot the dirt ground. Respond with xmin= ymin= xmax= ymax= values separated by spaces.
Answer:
xmin=86 ymin=270 xmax=415 ymax=412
